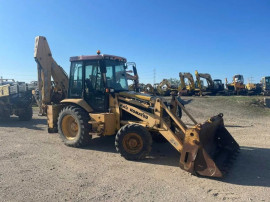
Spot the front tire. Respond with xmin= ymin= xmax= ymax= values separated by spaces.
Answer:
xmin=58 ymin=106 xmax=91 ymax=147
xmin=115 ymin=124 xmax=152 ymax=160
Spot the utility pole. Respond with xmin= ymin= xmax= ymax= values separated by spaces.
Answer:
xmin=153 ymin=68 xmax=156 ymax=86
xmin=248 ymin=76 xmax=254 ymax=84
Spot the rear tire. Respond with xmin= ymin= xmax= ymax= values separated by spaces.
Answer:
xmin=18 ymin=107 xmax=32 ymax=121
xmin=115 ymin=124 xmax=152 ymax=160
xmin=58 ymin=106 xmax=91 ymax=147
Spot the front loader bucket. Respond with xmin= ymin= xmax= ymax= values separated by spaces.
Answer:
xmin=180 ymin=114 xmax=239 ymax=178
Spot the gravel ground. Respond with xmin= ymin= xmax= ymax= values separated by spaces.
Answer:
xmin=0 ymin=96 xmax=269 ymax=201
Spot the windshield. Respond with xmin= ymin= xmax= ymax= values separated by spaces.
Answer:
xmin=234 ymin=75 xmax=243 ymax=83
xmin=105 ymin=60 xmax=128 ymax=91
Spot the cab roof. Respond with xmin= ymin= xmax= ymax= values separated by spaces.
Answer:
xmin=70 ymin=54 xmax=127 ymax=63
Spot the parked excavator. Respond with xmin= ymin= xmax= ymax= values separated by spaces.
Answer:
xmin=143 ymin=83 xmax=155 ymax=95
xmin=156 ymin=79 xmax=178 ymax=96
xmin=34 ymin=36 xmax=239 ymax=178
xmin=179 ymin=72 xmax=197 ymax=95
xmin=195 ymin=71 xmax=225 ymax=95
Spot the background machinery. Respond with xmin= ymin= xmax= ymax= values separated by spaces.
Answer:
xmin=261 ymin=76 xmax=270 ymax=95
xmin=213 ymin=79 xmax=225 ymax=93
xmin=195 ymin=70 xmax=213 ymax=95
xmin=156 ymin=79 xmax=178 ymax=96
xmin=0 ymin=79 xmax=33 ymax=120
xmin=34 ymin=36 xmax=239 ymax=178
xmin=195 ymin=70 xmax=225 ymax=95
xmin=245 ymin=82 xmax=262 ymax=95
xmin=179 ymin=72 xmax=197 ymax=95
xmin=226 ymin=74 xmax=246 ymax=95
xmin=143 ymin=83 xmax=155 ymax=95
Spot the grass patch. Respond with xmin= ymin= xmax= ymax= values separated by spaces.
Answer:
xmin=205 ymin=96 xmax=270 ymax=116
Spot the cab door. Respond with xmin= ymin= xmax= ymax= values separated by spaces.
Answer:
xmin=84 ymin=61 xmax=107 ymax=112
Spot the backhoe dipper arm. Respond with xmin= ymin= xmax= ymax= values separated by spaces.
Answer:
xmin=126 ymin=62 xmax=139 ymax=92
xmin=34 ymin=36 xmax=69 ymax=113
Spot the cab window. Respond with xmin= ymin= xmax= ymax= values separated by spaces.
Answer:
xmin=69 ymin=61 xmax=83 ymax=97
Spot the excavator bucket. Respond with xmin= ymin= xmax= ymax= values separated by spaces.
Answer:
xmin=180 ymin=114 xmax=239 ymax=178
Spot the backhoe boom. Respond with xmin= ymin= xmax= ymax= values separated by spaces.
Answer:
xmin=34 ymin=36 xmax=69 ymax=115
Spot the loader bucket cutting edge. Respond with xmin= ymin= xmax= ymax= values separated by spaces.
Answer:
xmin=180 ymin=115 xmax=240 ymax=178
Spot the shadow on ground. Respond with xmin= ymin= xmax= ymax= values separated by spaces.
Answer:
xmin=181 ymin=99 xmax=193 ymax=105
xmin=82 ymin=137 xmax=270 ymax=187
xmin=0 ymin=116 xmax=46 ymax=130
xmin=81 ymin=136 xmax=180 ymax=167
xmin=223 ymin=146 xmax=270 ymax=187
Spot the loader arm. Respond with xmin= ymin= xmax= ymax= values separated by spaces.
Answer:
xmin=34 ymin=36 xmax=69 ymax=115
xmin=118 ymin=92 xmax=239 ymax=177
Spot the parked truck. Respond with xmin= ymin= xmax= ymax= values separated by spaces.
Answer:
xmin=0 ymin=79 xmax=32 ymax=120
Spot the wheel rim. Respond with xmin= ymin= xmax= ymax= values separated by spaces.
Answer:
xmin=61 ymin=115 xmax=79 ymax=140
xmin=122 ymin=133 xmax=143 ymax=154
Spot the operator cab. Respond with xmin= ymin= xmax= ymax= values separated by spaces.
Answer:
xmin=68 ymin=53 xmax=129 ymax=112
xmin=213 ymin=79 xmax=224 ymax=90
xmin=233 ymin=75 xmax=244 ymax=84
xmin=214 ymin=79 xmax=222 ymax=85
xmin=195 ymin=80 xmax=204 ymax=89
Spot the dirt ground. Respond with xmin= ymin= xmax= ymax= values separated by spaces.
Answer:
xmin=0 ymin=96 xmax=269 ymax=201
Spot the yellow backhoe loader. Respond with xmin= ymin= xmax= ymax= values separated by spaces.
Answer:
xmin=34 ymin=36 xmax=239 ymax=178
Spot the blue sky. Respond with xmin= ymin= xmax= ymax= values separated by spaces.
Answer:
xmin=0 ymin=0 xmax=269 ymax=84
